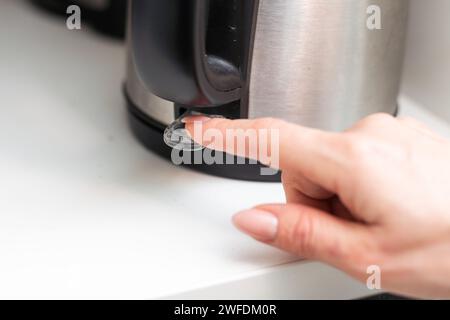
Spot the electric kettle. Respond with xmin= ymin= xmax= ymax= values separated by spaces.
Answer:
xmin=125 ymin=0 xmax=409 ymax=181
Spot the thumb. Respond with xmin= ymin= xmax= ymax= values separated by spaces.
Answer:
xmin=233 ymin=204 xmax=372 ymax=273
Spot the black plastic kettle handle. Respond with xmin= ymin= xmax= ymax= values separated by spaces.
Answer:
xmin=131 ymin=0 xmax=248 ymax=106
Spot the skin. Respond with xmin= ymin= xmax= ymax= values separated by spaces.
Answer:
xmin=185 ymin=113 xmax=450 ymax=299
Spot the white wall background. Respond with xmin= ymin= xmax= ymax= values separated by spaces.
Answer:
xmin=401 ymin=0 xmax=450 ymax=122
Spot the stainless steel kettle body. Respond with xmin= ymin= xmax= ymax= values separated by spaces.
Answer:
xmin=248 ymin=0 xmax=409 ymax=130
xmin=125 ymin=0 xmax=409 ymax=181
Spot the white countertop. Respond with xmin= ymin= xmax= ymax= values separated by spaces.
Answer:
xmin=1 ymin=0 xmax=449 ymax=299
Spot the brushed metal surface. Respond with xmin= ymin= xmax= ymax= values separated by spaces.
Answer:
xmin=248 ymin=0 xmax=409 ymax=131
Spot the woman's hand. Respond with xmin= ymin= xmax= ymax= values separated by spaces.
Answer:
xmin=185 ymin=113 xmax=450 ymax=299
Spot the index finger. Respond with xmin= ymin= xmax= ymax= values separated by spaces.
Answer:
xmin=185 ymin=117 xmax=345 ymax=193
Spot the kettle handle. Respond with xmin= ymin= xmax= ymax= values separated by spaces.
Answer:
xmin=131 ymin=0 xmax=253 ymax=106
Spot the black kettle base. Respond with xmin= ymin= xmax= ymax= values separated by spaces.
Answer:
xmin=126 ymin=99 xmax=281 ymax=182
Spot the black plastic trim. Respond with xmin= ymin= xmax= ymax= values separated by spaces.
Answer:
xmin=131 ymin=0 xmax=259 ymax=107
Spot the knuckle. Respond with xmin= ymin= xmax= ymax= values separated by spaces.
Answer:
xmin=364 ymin=113 xmax=395 ymax=125
xmin=350 ymin=113 xmax=395 ymax=131
xmin=342 ymin=130 xmax=411 ymax=166
xmin=290 ymin=212 xmax=316 ymax=257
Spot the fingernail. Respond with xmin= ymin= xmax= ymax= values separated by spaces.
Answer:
xmin=182 ymin=116 xmax=212 ymax=124
xmin=232 ymin=209 xmax=278 ymax=241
